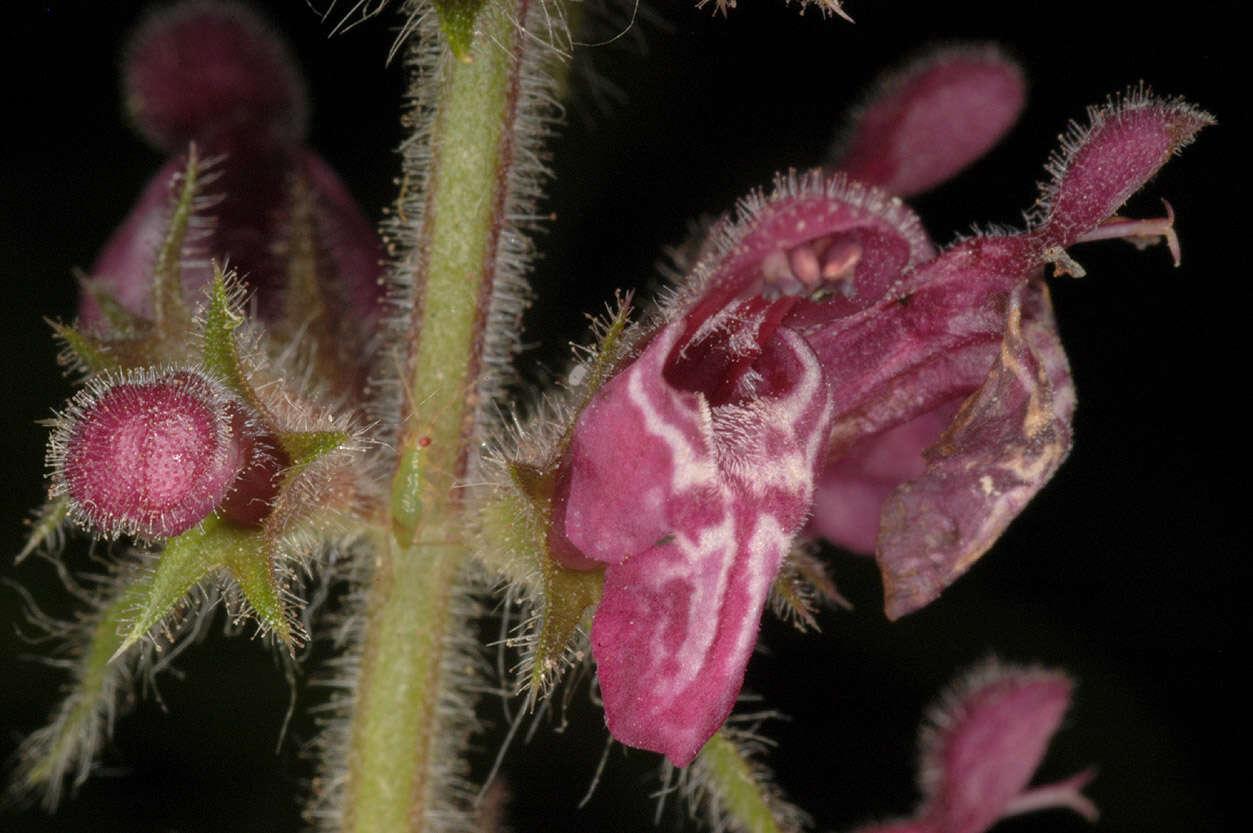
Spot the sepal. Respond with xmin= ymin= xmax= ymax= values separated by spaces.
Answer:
xmin=112 ymin=514 xmax=302 ymax=657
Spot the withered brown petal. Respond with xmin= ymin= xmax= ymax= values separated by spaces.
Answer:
xmin=876 ymin=283 xmax=1074 ymax=619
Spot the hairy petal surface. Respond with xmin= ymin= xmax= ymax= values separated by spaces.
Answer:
xmin=810 ymin=92 xmax=1209 ymax=616
xmin=1032 ymin=89 xmax=1214 ymax=244
xmin=809 ymin=403 xmax=958 ymax=554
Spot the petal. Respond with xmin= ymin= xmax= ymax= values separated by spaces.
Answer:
xmin=572 ymin=325 xmax=833 ymax=765
xmin=1031 ymin=89 xmax=1213 ymax=247
xmin=808 ymin=402 xmax=959 ymax=554
xmin=877 ymin=282 xmax=1074 ymax=619
xmin=803 ymin=236 xmax=1042 ymax=555
xmin=833 ymin=45 xmax=1025 ymax=198
xmin=123 ymin=1 xmax=308 ymax=152
xmin=304 ymin=152 xmax=387 ymax=328
xmin=674 ymin=171 xmax=933 ymax=344
xmin=559 ymin=323 xmax=720 ymax=566
xmin=81 ymin=149 xmax=382 ymax=331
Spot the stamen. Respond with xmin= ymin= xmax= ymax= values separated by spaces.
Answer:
xmin=788 ymin=244 xmax=822 ymax=286
xmin=760 ymin=238 xmax=864 ymax=301
xmin=761 ymin=248 xmax=804 ymax=300
xmin=761 ymin=248 xmax=791 ymax=284
xmin=821 ymin=239 xmax=862 ymax=280
xmin=1074 ymin=199 xmax=1181 ymax=266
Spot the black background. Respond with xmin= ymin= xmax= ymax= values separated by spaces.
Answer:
xmin=0 ymin=1 xmax=1243 ymax=832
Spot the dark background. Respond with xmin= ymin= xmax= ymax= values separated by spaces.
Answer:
xmin=0 ymin=1 xmax=1243 ymax=832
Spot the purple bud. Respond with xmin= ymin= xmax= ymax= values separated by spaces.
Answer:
xmin=82 ymin=1 xmax=384 ymax=359
xmin=49 ymin=369 xmax=255 ymax=539
xmin=834 ymin=46 xmax=1025 ymax=197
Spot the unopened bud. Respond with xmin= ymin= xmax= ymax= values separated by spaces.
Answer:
xmin=49 ymin=368 xmax=255 ymax=540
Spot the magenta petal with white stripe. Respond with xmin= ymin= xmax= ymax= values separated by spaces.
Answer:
xmin=553 ymin=88 xmax=1210 ymax=764
xmin=569 ymin=323 xmax=833 ymax=766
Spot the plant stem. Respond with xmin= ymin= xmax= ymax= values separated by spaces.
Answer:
xmin=335 ymin=1 xmax=546 ymax=830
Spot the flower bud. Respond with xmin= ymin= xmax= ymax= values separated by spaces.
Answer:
xmin=49 ymin=368 xmax=255 ymax=540
xmin=917 ymin=664 xmax=1095 ymax=833
xmin=82 ymin=0 xmax=385 ymax=389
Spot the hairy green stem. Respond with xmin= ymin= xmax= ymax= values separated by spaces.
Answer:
xmin=688 ymin=730 xmax=807 ymax=833
xmin=337 ymin=0 xmax=546 ymax=830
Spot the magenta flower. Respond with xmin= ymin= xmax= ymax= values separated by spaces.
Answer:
xmin=82 ymin=1 xmax=383 ymax=347
xmin=546 ymin=49 xmax=1210 ymax=766
xmin=854 ymin=662 xmax=1096 ymax=833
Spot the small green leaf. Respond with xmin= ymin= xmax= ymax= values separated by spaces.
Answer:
xmin=434 ymin=0 xmax=487 ymax=63
xmin=77 ymin=272 xmax=145 ymax=335
xmin=532 ymin=560 xmax=600 ymax=697
xmin=223 ymin=534 xmax=298 ymax=646
xmin=16 ymin=579 xmax=149 ymax=803
xmin=481 ymin=468 xmax=602 ymax=699
xmin=691 ymin=730 xmax=804 ymax=833
xmin=580 ymin=290 xmax=635 ymax=399
xmin=49 ymin=320 xmax=122 ymax=374
xmin=278 ymin=430 xmax=349 ymax=467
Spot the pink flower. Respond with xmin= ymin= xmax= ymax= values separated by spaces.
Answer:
xmin=82 ymin=1 xmax=383 ymax=343
xmin=543 ymin=48 xmax=1210 ymax=766
xmin=855 ymin=662 xmax=1096 ymax=833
